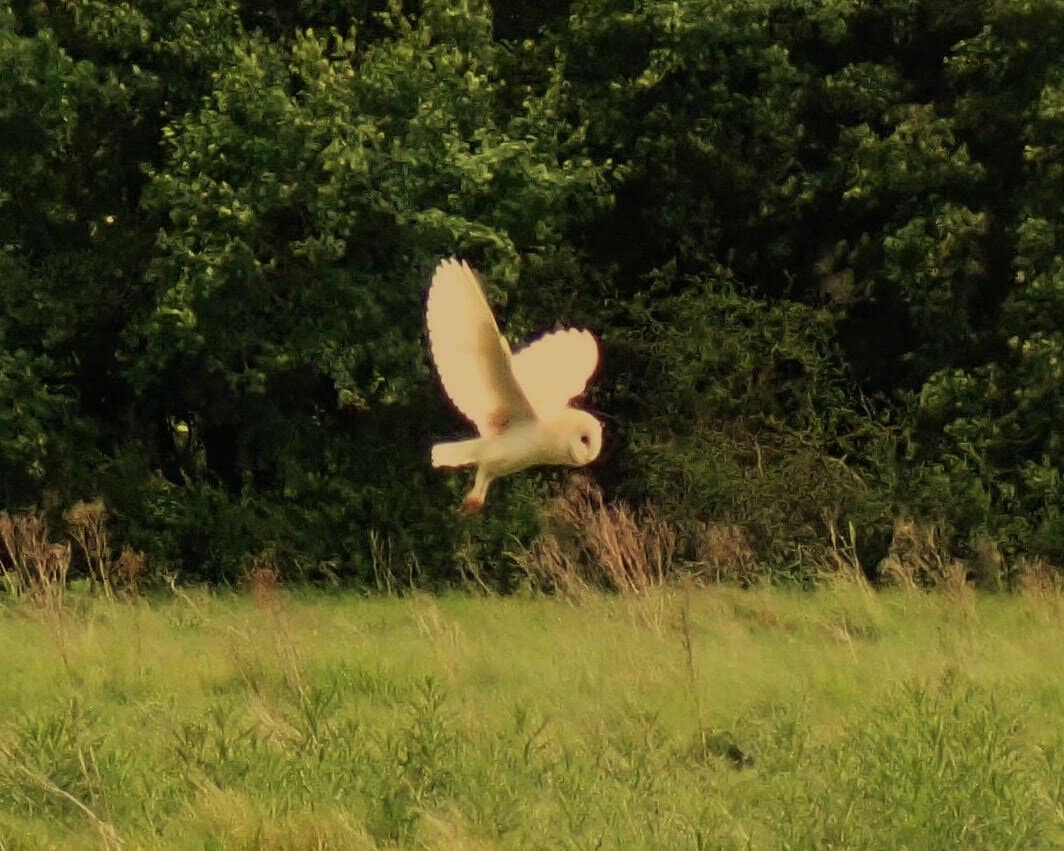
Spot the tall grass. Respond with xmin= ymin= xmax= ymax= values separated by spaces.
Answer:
xmin=0 ymin=583 xmax=1061 ymax=849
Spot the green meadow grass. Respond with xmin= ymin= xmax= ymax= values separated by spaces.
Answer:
xmin=1 ymin=584 xmax=1061 ymax=850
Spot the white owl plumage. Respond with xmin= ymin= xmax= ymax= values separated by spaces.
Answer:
xmin=426 ymin=258 xmax=603 ymax=512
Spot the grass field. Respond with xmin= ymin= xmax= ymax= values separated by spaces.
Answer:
xmin=1 ymin=582 xmax=1061 ymax=850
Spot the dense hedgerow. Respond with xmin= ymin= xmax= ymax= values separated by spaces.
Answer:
xmin=0 ymin=0 xmax=1060 ymax=584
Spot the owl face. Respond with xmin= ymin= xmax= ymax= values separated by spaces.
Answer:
xmin=561 ymin=409 xmax=603 ymax=466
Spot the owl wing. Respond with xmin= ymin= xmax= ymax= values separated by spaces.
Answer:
xmin=426 ymin=258 xmax=537 ymax=435
xmin=511 ymin=328 xmax=599 ymax=418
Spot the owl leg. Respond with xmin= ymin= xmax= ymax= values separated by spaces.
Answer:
xmin=459 ymin=466 xmax=492 ymax=514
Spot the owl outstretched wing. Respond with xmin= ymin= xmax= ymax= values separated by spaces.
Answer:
xmin=511 ymin=328 xmax=599 ymax=418
xmin=426 ymin=258 xmax=536 ymax=435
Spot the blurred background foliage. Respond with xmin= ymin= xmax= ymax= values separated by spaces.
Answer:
xmin=1 ymin=0 xmax=1060 ymax=586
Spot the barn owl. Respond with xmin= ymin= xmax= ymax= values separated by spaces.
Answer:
xmin=427 ymin=258 xmax=603 ymax=513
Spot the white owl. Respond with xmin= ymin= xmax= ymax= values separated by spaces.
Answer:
xmin=427 ymin=258 xmax=603 ymax=513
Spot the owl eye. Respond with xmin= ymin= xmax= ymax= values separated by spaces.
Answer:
xmin=580 ymin=434 xmax=590 ymax=446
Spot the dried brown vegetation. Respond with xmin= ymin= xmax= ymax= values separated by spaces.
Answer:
xmin=0 ymin=510 xmax=70 ymax=610
xmin=64 ymin=499 xmax=113 ymax=596
xmin=511 ymin=485 xmax=1054 ymax=601
xmin=243 ymin=550 xmax=282 ymax=612
xmin=819 ymin=511 xmax=871 ymax=589
xmin=872 ymin=517 xmax=1003 ymax=616
xmin=0 ymin=503 xmax=144 ymax=605
xmin=1016 ymin=555 xmax=1064 ymax=604
xmin=693 ymin=521 xmax=757 ymax=584
xmin=513 ymin=477 xmax=676 ymax=595
xmin=878 ymin=518 xmax=959 ymax=589
xmin=115 ymin=546 xmax=146 ymax=593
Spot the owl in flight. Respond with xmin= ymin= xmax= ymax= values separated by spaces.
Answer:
xmin=427 ymin=258 xmax=603 ymax=513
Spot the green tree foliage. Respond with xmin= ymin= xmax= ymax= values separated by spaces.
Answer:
xmin=559 ymin=0 xmax=1063 ymax=574
xmin=919 ymin=23 xmax=1064 ymax=563
xmin=1 ymin=0 xmax=1061 ymax=583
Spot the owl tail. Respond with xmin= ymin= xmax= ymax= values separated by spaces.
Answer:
xmin=431 ymin=438 xmax=484 ymax=468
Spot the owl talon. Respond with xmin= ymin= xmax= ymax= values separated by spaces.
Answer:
xmin=459 ymin=495 xmax=484 ymax=515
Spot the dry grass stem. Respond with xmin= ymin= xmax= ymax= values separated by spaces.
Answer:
xmin=1016 ymin=556 xmax=1063 ymax=610
xmin=937 ymin=559 xmax=976 ymax=616
xmin=64 ymin=499 xmax=112 ymax=598
xmin=510 ymin=533 xmax=591 ymax=599
xmin=878 ymin=518 xmax=951 ymax=589
xmin=821 ymin=511 xmax=870 ymax=589
xmin=369 ymin=529 xmax=397 ymax=594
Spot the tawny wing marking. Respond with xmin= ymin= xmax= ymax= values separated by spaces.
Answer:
xmin=511 ymin=328 xmax=599 ymax=417
xmin=426 ymin=258 xmax=536 ymax=435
